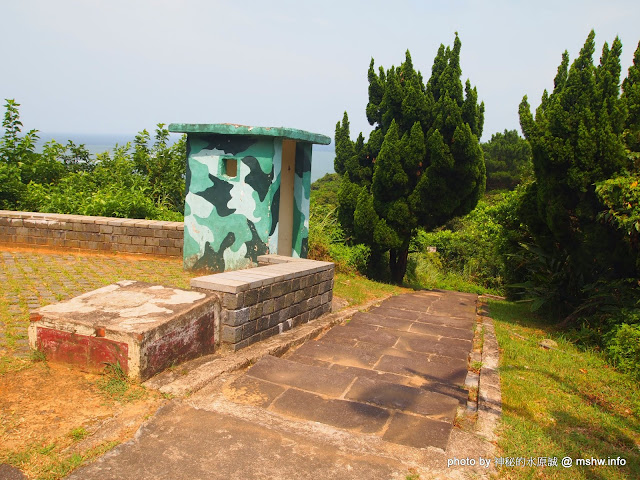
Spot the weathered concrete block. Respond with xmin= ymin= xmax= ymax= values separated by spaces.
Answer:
xmin=244 ymin=289 xmax=259 ymax=307
xmin=267 ymin=312 xmax=281 ymax=328
xmin=258 ymin=285 xmax=272 ymax=302
xmin=131 ymin=236 xmax=146 ymax=246
xmin=222 ymin=292 xmax=244 ymax=310
xmin=145 ymin=237 xmax=160 ymax=247
xmin=284 ymin=292 xmax=295 ymax=308
xmin=158 ymin=237 xmax=173 ymax=247
xmin=166 ymin=230 xmax=183 ymax=239
xmin=278 ymin=307 xmax=291 ymax=323
xmin=274 ymin=295 xmax=286 ymax=312
xmin=271 ymin=282 xmax=287 ymax=298
xmin=260 ymin=325 xmax=279 ymax=341
xmin=250 ymin=302 xmax=263 ymax=321
xmin=321 ymin=291 xmax=330 ymax=305
xmin=242 ymin=320 xmax=257 ymax=339
xmin=221 ymin=325 xmax=242 ymax=344
xmin=28 ymin=281 xmax=218 ymax=381
xmin=308 ymin=295 xmax=321 ymax=310
xmin=256 ymin=316 xmax=269 ymax=332
xmin=82 ymin=223 xmax=100 ymax=233
xmin=263 ymin=298 xmax=275 ymax=315
xmin=222 ymin=307 xmax=250 ymax=327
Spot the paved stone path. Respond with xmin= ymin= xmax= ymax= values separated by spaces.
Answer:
xmin=68 ymin=290 xmax=486 ymax=480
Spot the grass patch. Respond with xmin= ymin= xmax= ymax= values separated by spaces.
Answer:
xmin=95 ymin=362 xmax=146 ymax=403
xmin=0 ymin=439 xmax=119 ymax=480
xmin=68 ymin=427 xmax=89 ymax=441
xmin=489 ymin=300 xmax=640 ymax=479
xmin=333 ymin=272 xmax=408 ymax=306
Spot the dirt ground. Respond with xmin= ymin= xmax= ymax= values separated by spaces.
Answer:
xmin=0 ymin=361 xmax=165 ymax=478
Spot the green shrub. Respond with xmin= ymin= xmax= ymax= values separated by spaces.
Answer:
xmin=328 ymin=243 xmax=371 ymax=273
xmin=308 ymin=202 xmax=370 ymax=273
xmin=604 ymin=323 xmax=640 ymax=380
xmin=412 ymin=189 xmax=526 ymax=292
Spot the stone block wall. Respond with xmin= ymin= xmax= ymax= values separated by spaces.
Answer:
xmin=0 ymin=210 xmax=183 ymax=256
xmin=191 ymin=255 xmax=334 ymax=351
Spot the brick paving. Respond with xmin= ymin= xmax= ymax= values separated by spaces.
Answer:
xmin=0 ymin=247 xmax=198 ymax=358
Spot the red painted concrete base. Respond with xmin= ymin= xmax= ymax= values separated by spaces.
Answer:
xmin=36 ymin=327 xmax=129 ymax=373
xmin=28 ymin=281 xmax=219 ymax=381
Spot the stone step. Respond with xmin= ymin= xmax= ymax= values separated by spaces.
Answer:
xmin=244 ymin=354 xmax=354 ymax=397
xmin=370 ymin=306 xmax=475 ymax=329
xmin=289 ymin=337 xmax=468 ymax=383
xmin=224 ymin=355 xmax=458 ymax=450
xmin=321 ymin=322 xmax=473 ymax=359
xmin=350 ymin=311 xmax=474 ymax=341
xmin=241 ymin=355 xmax=460 ymax=421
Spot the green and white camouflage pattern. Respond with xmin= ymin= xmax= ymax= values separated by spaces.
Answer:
xmin=182 ymin=134 xmax=312 ymax=272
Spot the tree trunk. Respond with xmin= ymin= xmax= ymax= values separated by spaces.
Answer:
xmin=389 ymin=246 xmax=409 ymax=284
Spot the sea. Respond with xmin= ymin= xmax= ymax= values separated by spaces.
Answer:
xmin=35 ymin=133 xmax=336 ymax=184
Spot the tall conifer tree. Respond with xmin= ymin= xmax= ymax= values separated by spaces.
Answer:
xmin=518 ymin=31 xmax=634 ymax=304
xmin=335 ymin=35 xmax=485 ymax=283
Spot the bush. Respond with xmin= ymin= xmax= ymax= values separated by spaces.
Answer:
xmin=21 ymin=147 xmax=183 ymax=221
xmin=604 ymin=322 xmax=640 ymax=380
xmin=308 ymin=201 xmax=370 ymax=273
xmin=412 ymin=189 xmax=526 ymax=292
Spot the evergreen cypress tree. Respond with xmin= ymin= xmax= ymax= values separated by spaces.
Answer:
xmin=335 ymin=35 xmax=485 ymax=283
xmin=518 ymin=31 xmax=634 ymax=306
xmin=622 ymin=41 xmax=640 ymax=155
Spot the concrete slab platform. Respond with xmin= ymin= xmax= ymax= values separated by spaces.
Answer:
xmin=271 ymin=388 xmax=390 ymax=434
xmin=321 ymin=322 xmax=399 ymax=347
xmin=290 ymin=340 xmax=381 ymax=369
xmin=344 ymin=377 xmax=459 ymax=421
xmin=382 ymin=412 xmax=452 ymax=450
xmin=244 ymin=355 xmax=354 ymax=397
xmin=409 ymin=321 xmax=475 ymax=340
xmin=28 ymin=281 xmax=217 ymax=380
xmin=349 ymin=311 xmax=414 ymax=332
xmin=62 ymin=289 xmax=498 ymax=479
xmin=66 ymin=402 xmax=410 ymax=480
xmin=222 ymin=375 xmax=286 ymax=408
xmin=394 ymin=335 xmax=472 ymax=359
xmin=375 ymin=354 xmax=468 ymax=385
xmin=326 ymin=362 xmax=422 ymax=388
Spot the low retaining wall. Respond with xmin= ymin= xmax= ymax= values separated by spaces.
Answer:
xmin=0 ymin=210 xmax=183 ymax=256
xmin=192 ymin=255 xmax=334 ymax=351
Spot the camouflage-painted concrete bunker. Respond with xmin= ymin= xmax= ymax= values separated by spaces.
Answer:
xmin=168 ymin=123 xmax=331 ymax=272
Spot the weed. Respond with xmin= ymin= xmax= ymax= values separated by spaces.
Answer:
xmin=69 ymin=427 xmax=89 ymax=441
xmin=96 ymin=362 xmax=146 ymax=403
xmin=30 ymin=349 xmax=47 ymax=363
xmin=468 ymin=385 xmax=478 ymax=402
xmin=470 ymin=361 xmax=483 ymax=374
xmin=405 ymin=468 xmax=420 ymax=480
xmin=38 ymin=443 xmax=56 ymax=455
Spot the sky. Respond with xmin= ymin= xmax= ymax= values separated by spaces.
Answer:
xmin=1 ymin=0 xmax=640 ymax=144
